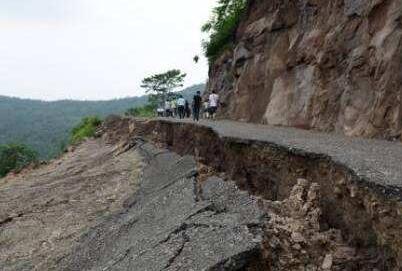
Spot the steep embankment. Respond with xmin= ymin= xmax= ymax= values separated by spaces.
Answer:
xmin=127 ymin=117 xmax=402 ymax=269
xmin=207 ymin=0 xmax=402 ymax=140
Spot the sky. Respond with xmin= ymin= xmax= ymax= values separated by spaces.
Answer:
xmin=0 ymin=0 xmax=216 ymax=100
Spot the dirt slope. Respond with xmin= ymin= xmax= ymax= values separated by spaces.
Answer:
xmin=0 ymin=139 xmax=142 ymax=270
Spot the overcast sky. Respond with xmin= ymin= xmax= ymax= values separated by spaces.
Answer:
xmin=0 ymin=0 xmax=216 ymax=100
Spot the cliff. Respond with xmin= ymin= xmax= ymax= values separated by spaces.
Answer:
xmin=207 ymin=0 xmax=402 ymax=140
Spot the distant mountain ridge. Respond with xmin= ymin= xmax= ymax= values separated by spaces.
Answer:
xmin=0 ymin=84 xmax=205 ymax=159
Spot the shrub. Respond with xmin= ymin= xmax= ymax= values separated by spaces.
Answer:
xmin=125 ymin=104 xmax=155 ymax=118
xmin=70 ymin=116 xmax=102 ymax=144
xmin=0 ymin=143 xmax=38 ymax=177
xmin=202 ymin=0 xmax=247 ymax=64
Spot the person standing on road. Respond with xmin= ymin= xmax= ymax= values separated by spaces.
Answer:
xmin=192 ymin=91 xmax=202 ymax=121
xmin=185 ymin=100 xmax=191 ymax=118
xmin=165 ymin=99 xmax=172 ymax=117
xmin=171 ymin=98 xmax=177 ymax=118
xmin=209 ymin=90 xmax=219 ymax=120
xmin=177 ymin=95 xmax=186 ymax=119
xmin=203 ymin=100 xmax=209 ymax=119
xmin=157 ymin=105 xmax=164 ymax=117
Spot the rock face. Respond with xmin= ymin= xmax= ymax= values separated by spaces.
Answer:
xmin=207 ymin=0 xmax=402 ymax=140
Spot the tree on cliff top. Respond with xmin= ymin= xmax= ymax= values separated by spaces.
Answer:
xmin=140 ymin=69 xmax=187 ymax=102
xmin=202 ymin=0 xmax=247 ymax=64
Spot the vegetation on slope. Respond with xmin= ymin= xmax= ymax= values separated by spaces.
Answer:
xmin=0 ymin=96 xmax=146 ymax=159
xmin=0 ymin=143 xmax=38 ymax=177
xmin=70 ymin=116 xmax=102 ymax=145
xmin=0 ymin=84 xmax=204 ymax=159
xmin=202 ymin=0 xmax=247 ymax=64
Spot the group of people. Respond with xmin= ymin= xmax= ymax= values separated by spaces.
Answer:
xmin=156 ymin=90 xmax=219 ymax=122
xmin=157 ymin=96 xmax=191 ymax=119
xmin=192 ymin=90 xmax=219 ymax=121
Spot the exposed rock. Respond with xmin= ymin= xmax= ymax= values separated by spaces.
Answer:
xmin=261 ymin=179 xmax=382 ymax=270
xmin=207 ymin=0 xmax=402 ymax=140
xmin=322 ymin=254 xmax=333 ymax=270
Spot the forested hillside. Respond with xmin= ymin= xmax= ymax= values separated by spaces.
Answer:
xmin=0 ymin=84 xmax=204 ymax=159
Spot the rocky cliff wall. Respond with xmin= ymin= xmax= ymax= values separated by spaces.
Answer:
xmin=208 ymin=0 xmax=402 ymax=140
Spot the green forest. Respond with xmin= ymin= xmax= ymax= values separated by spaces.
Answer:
xmin=0 ymin=84 xmax=204 ymax=159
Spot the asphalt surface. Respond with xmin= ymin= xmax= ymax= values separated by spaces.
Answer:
xmin=156 ymin=118 xmax=402 ymax=194
xmin=59 ymin=143 xmax=268 ymax=270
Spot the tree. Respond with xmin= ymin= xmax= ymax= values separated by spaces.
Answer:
xmin=201 ymin=0 xmax=247 ymax=64
xmin=0 ymin=143 xmax=38 ymax=177
xmin=140 ymin=69 xmax=187 ymax=105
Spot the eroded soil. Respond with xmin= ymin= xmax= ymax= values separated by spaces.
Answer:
xmin=0 ymin=139 xmax=142 ymax=270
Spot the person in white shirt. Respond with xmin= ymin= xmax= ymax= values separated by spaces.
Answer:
xmin=170 ymin=99 xmax=177 ymax=117
xmin=177 ymin=96 xmax=186 ymax=119
xmin=165 ymin=100 xmax=172 ymax=117
xmin=157 ymin=107 xmax=164 ymax=117
xmin=203 ymin=100 xmax=209 ymax=119
xmin=208 ymin=90 xmax=219 ymax=119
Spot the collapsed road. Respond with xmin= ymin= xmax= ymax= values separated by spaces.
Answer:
xmin=1 ymin=116 xmax=402 ymax=270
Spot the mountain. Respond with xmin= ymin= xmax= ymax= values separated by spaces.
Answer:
xmin=0 ymin=84 xmax=205 ymax=159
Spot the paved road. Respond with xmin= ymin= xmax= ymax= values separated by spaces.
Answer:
xmin=156 ymin=118 xmax=402 ymax=196
xmin=59 ymin=143 xmax=268 ymax=270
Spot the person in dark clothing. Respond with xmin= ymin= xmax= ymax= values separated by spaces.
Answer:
xmin=185 ymin=100 xmax=191 ymax=118
xmin=177 ymin=96 xmax=186 ymax=119
xmin=192 ymin=91 xmax=202 ymax=121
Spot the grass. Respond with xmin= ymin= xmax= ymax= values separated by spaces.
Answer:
xmin=70 ymin=116 xmax=102 ymax=145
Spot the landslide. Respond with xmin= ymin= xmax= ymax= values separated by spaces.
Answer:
xmin=2 ymin=116 xmax=402 ymax=270
xmin=126 ymin=117 xmax=402 ymax=270
xmin=0 ymin=138 xmax=142 ymax=270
